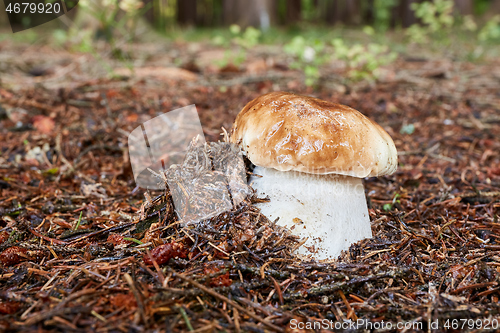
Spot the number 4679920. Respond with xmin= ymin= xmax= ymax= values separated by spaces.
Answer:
xmin=5 ymin=2 xmax=61 ymax=14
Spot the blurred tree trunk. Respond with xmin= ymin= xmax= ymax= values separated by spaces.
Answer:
xmin=286 ymin=0 xmax=301 ymax=23
xmin=142 ymin=0 xmax=157 ymax=27
xmin=454 ymin=0 xmax=473 ymax=15
xmin=223 ymin=0 xmax=275 ymax=29
xmin=489 ymin=0 xmax=500 ymax=16
xmin=143 ymin=0 xmax=181 ymax=30
xmin=363 ymin=0 xmax=375 ymax=26
xmin=325 ymin=0 xmax=361 ymax=25
xmin=177 ymin=0 xmax=197 ymax=26
xmin=395 ymin=0 xmax=418 ymax=28
xmin=325 ymin=0 xmax=340 ymax=24
xmin=345 ymin=0 xmax=361 ymax=24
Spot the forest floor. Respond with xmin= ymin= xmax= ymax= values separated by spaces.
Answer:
xmin=0 ymin=35 xmax=500 ymax=332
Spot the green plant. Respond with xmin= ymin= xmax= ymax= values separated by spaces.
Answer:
xmin=478 ymin=15 xmax=500 ymax=41
xmin=212 ymin=25 xmax=262 ymax=68
xmin=406 ymin=0 xmax=455 ymax=43
xmin=373 ymin=0 xmax=397 ymax=31
xmin=284 ymin=36 xmax=397 ymax=86
xmin=405 ymin=0 xmax=500 ymax=56
xmin=461 ymin=15 xmax=477 ymax=32
xmin=214 ymin=50 xmax=246 ymax=68
xmin=61 ymin=28 xmax=94 ymax=53
xmin=400 ymin=123 xmax=415 ymax=135
xmin=73 ymin=211 xmax=83 ymax=231
xmin=211 ymin=34 xmax=228 ymax=47
xmin=284 ymin=36 xmax=327 ymax=86
xmin=474 ymin=0 xmax=492 ymax=15
xmin=77 ymin=0 xmax=150 ymax=57
xmin=230 ymin=25 xmax=261 ymax=49
xmin=123 ymin=237 xmax=143 ymax=245
xmin=415 ymin=0 xmax=454 ymax=32
xmin=383 ymin=193 xmax=401 ymax=211
xmin=331 ymin=38 xmax=397 ymax=82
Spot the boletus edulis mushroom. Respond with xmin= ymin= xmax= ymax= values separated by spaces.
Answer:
xmin=230 ymin=92 xmax=397 ymax=260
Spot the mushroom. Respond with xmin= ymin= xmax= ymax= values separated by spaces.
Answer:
xmin=230 ymin=92 xmax=397 ymax=260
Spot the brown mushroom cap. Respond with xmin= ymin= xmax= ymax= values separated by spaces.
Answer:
xmin=230 ymin=92 xmax=397 ymax=177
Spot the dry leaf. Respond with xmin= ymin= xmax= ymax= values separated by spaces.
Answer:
xmin=32 ymin=115 xmax=55 ymax=134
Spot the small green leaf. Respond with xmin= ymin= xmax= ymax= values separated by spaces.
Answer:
xmin=363 ymin=26 xmax=375 ymax=36
xmin=400 ymin=124 xmax=415 ymax=135
xmin=74 ymin=211 xmax=83 ymax=231
xmin=44 ymin=167 xmax=59 ymax=175
xmin=123 ymin=237 xmax=143 ymax=245
xmin=229 ymin=24 xmax=241 ymax=35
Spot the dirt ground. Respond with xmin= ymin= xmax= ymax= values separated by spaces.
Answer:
xmin=0 ymin=37 xmax=500 ymax=332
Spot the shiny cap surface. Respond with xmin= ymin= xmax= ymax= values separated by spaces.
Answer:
xmin=230 ymin=92 xmax=397 ymax=177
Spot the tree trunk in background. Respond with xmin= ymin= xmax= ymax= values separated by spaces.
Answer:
xmin=489 ymin=0 xmax=500 ymax=17
xmin=325 ymin=0 xmax=340 ymax=25
xmin=86 ymin=0 xmax=500 ymax=31
xmin=454 ymin=0 xmax=473 ymax=15
xmin=325 ymin=0 xmax=361 ymax=25
xmin=142 ymin=0 xmax=157 ymax=27
xmin=346 ymin=0 xmax=361 ymax=24
xmin=177 ymin=0 xmax=197 ymax=26
xmin=223 ymin=0 xmax=275 ymax=29
xmin=363 ymin=0 xmax=375 ymax=26
xmin=286 ymin=0 xmax=301 ymax=23
xmin=395 ymin=0 xmax=418 ymax=28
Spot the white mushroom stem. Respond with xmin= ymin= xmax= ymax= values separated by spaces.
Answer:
xmin=250 ymin=166 xmax=372 ymax=260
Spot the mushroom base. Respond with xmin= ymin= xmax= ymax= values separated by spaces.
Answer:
xmin=250 ymin=166 xmax=372 ymax=260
